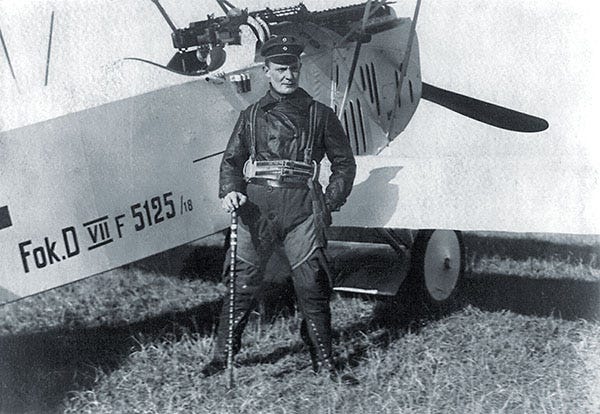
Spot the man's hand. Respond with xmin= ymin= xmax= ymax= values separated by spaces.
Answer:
xmin=221 ymin=191 xmax=247 ymax=213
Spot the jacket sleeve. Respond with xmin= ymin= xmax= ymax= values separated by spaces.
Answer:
xmin=322 ymin=107 xmax=356 ymax=211
xmin=219 ymin=111 xmax=250 ymax=198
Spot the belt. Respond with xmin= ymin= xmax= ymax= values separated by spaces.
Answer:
xmin=243 ymin=159 xmax=319 ymax=184
xmin=247 ymin=177 xmax=309 ymax=188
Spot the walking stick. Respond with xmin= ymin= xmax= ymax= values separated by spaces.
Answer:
xmin=226 ymin=209 xmax=238 ymax=390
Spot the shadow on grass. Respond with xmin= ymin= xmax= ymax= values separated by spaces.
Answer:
xmin=238 ymin=294 xmax=425 ymax=374
xmin=459 ymin=232 xmax=600 ymax=321
xmin=462 ymin=273 xmax=600 ymax=321
xmin=0 ymin=299 xmax=222 ymax=413
xmin=131 ymin=245 xmax=227 ymax=283
xmin=132 ymin=242 xmax=296 ymax=288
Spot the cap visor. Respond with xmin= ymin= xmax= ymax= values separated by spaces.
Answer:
xmin=266 ymin=54 xmax=300 ymax=65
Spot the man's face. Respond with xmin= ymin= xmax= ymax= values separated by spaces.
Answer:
xmin=263 ymin=60 xmax=302 ymax=95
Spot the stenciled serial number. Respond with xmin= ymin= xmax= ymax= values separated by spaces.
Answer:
xmin=17 ymin=190 xmax=194 ymax=274
xmin=130 ymin=192 xmax=176 ymax=231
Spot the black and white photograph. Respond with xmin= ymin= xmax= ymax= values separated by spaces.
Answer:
xmin=1 ymin=0 xmax=599 ymax=412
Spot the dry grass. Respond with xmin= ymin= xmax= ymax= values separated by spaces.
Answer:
xmin=470 ymin=255 xmax=600 ymax=281
xmin=0 ymin=270 xmax=224 ymax=337
xmin=59 ymin=302 xmax=600 ymax=414
xmin=0 ymin=231 xmax=599 ymax=413
xmin=463 ymin=232 xmax=600 ymax=282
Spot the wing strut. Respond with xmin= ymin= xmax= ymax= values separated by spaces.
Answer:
xmin=337 ymin=0 xmax=385 ymax=118
xmin=44 ymin=11 xmax=55 ymax=86
xmin=150 ymin=0 xmax=178 ymax=34
xmin=338 ymin=1 xmax=388 ymax=45
xmin=386 ymin=0 xmax=421 ymax=141
xmin=0 ymin=26 xmax=19 ymax=92
xmin=216 ymin=0 xmax=238 ymax=15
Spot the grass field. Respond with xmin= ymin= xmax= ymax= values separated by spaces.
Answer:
xmin=1 ymin=232 xmax=599 ymax=413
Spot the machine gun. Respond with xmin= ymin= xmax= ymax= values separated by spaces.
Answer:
xmin=149 ymin=1 xmax=396 ymax=76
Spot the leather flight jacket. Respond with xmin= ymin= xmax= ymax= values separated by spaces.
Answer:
xmin=219 ymin=88 xmax=356 ymax=213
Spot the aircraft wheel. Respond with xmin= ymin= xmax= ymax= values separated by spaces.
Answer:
xmin=407 ymin=229 xmax=465 ymax=314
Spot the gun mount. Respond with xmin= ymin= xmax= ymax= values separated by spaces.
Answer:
xmin=158 ymin=2 xmax=397 ymax=76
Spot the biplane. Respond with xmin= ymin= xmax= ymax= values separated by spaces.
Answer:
xmin=0 ymin=0 xmax=597 ymax=309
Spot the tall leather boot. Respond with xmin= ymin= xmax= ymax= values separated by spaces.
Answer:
xmin=300 ymin=319 xmax=319 ymax=372
xmin=300 ymin=314 xmax=359 ymax=386
xmin=292 ymin=254 xmax=359 ymax=386
xmin=201 ymin=302 xmax=253 ymax=377
xmin=201 ymin=260 xmax=260 ymax=377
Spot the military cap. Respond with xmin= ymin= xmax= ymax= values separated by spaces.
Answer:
xmin=260 ymin=35 xmax=304 ymax=64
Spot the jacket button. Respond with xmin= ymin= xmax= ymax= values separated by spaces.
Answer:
xmin=268 ymin=212 xmax=276 ymax=220
xmin=267 ymin=186 xmax=273 ymax=193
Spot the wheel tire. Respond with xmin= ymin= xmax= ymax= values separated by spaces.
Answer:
xmin=407 ymin=229 xmax=465 ymax=315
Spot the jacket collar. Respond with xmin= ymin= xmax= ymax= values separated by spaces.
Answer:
xmin=259 ymin=86 xmax=313 ymax=111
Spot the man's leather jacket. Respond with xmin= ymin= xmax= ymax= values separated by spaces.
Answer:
xmin=219 ymin=88 xmax=356 ymax=212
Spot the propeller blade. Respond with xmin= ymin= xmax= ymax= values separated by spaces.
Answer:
xmin=421 ymin=82 xmax=549 ymax=133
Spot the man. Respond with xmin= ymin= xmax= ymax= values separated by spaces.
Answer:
xmin=202 ymin=35 xmax=357 ymax=384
